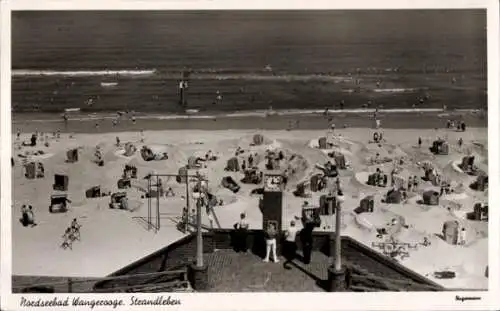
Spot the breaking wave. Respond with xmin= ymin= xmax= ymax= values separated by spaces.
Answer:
xmin=13 ymin=108 xmax=482 ymax=124
xmin=12 ymin=69 xmax=157 ymax=77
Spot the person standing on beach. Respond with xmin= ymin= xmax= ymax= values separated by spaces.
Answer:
xmin=458 ymin=137 xmax=463 ymax=148
xmin=234 ymin=213 xmax=249 ymax=253
xmin=418 ymin=137 xmax=422 ymax=148
xmin=459 ymin=228 xmax=467 ymax=245
xmin=263 ymin=222 xmax=279 ymax=263
xmin=283 ymin=220 xmax=298 ymax=270
xmin=300 ymin=211 xmax=316 ymax=265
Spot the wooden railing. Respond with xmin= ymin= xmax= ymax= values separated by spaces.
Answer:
xmin=14 ymin=269 xmax=190 ymax=293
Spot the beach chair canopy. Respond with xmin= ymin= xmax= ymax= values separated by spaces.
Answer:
xmin=85 ymin=186 xmax=101 ymax=198
xmin=386 ymin=189 xmax=402 ymax=204
xmin=318 ymin=137 xmax=327 ymax=149
xmin=66 ymin=148 xmax=79 ymax=163
xmin=423 ymin=190 xmax=440 ymax=205
xmin=124 ymin=143 xmax=137 ymax=156
xmin=253 ymin=134 xmax=264 ymax=146
xmin=111 ymin=192 xmax=127 ymax=203
xmin=226 ymin=157 xmax=239 ymax=172
xmin=140 ymin=145 xmax=168 ymax=161
xmin=188 ymin=155 xmax=199 ymax=168
xmin=53 ymin=174 xmax=69 ymax=191
xmin=24 ymin=162 xmax=37 ymax=179
xmin=442 ymin=220 xmax=459 ymax=245
xmin=334 ymin=153 xmax=346 ymax=169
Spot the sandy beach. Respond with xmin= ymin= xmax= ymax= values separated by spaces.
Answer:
xmin=11 ymin=125 xmax=488 ymax=290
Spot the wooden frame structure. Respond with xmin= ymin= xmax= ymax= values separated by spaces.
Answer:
xmin=133 ymin=172 xmax=207 ymax=233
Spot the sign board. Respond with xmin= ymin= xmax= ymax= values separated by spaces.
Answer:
xmin=264 ymin=174 xmax=284 ymax=192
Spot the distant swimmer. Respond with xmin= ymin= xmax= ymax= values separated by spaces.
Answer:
xmin=63 ymin=113 xmax=69 ymax=123
xmin=264 ymin=64 xmax=273 ymax=71
xmin=86 ymin=98 xmax=94 ymax=106
xmin=112 ymin=119 xmax=118 ymax=127
xmin=131 ymin=116 xmax=136 ymax=124
xmin=323 ymin=108 xmax=329 ymax=116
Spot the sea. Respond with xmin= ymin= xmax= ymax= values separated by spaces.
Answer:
xmin=11 ymin=10 xmax=488 ymax=132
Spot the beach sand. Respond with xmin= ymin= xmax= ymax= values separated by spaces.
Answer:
xmin=11 ymin=126 xmax=488 ymax=290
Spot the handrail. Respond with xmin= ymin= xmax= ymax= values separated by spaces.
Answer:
xmin=13 ymin=269 xmax=187 ymax=290
xmin=93 ymin=280 xmax=189 ymax=293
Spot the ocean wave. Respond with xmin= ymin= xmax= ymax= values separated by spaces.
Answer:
xmin=373 ymin=88 xmax=420 ymax=93
xmin=13 ymin=108 xmax=483 ymax=124
xmin=188 ymin=73 xmax=352 ymax=82
xmin=12 ymin=68 xmax=355 ymax=82
xmin=12 ymin=69 xmax=157 ymax=77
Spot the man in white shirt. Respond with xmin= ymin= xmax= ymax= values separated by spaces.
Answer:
xmin=283 ymin=221 xmax=298 ymax=269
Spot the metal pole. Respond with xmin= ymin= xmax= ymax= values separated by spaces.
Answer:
xmin=185 ymin=171 xmax=190 ymax=233
xmin=147 ymin=177 xmax=151 ymax=231
xmin=335 ymin=200 xmax=342 ymax=272
xmin=196 ymin=175 xmax=204 ymax=268
xmin=156 ymin=175 xmax=160 ymax=232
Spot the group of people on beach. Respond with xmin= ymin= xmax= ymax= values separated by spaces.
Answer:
xmin=20 ymin=205 xmax=36 ymax=227
xmin=61 ymin=218 xmax=81 ymax=250
xmin=446 ymin=119 xmax=467 ymax=132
